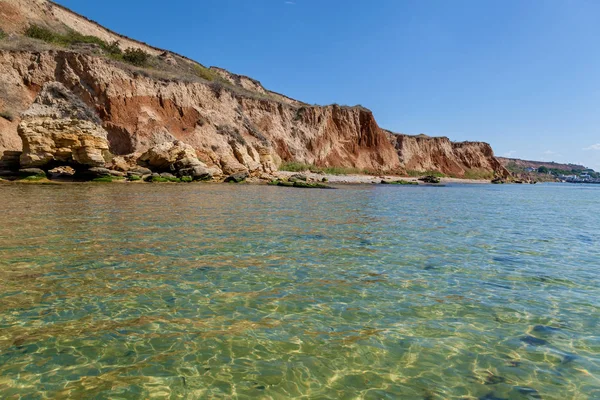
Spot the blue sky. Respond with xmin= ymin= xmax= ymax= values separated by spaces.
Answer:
xmin=55 ymin=0 xmax=600 ymax=169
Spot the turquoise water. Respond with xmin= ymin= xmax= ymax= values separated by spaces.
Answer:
xmin=0 ymin=183 xmax=599 ymax=399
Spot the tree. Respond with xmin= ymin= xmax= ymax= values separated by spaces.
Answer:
xmin=537 ymin=166 xmax=549 ymax=174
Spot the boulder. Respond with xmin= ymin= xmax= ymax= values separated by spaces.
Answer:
xmin=289 ymin=174 xmax=308 ymax=182
xmin=48 ymin=166 xmax=76 ymax=178
xmin=84 ymin=167 xmax=112 ymax=178
xmin=418 ymin=175 xmax=441 ymax=184
xmin=130 ymin=167 xmax=152 ymax=176
xmin=18 ymin=82 xmax=110 ymax=169
xmin=109 ymin=170 xmax=126 ymax=177
xmin=19 ymin=168 xmax=46 ymax=178
xmin=178 ymin=165 xmax=212 ymax=180
xmin=137 ymin=140 xmax=215 ymax=180
xmin=160 ymin=172 xmax=176 ymax=179
xmin=139 ymin=140 xmax=201 ymax=170
xmin=224 ymin=171 xmax=249 ymax=183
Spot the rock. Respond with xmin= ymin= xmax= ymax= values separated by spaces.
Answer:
xmin=159 ymin=52 xmax=178 ymax=66
xmin=272 ymin=180 xmax=334 ymax=189
xmin=139 ymin=140 xmax=201 ymax=170
xmin=491 ymin=177 xmax=505 ymax=184
xmin=224 ymin=171 xmax=249 ymax=183
xmin=160 ymin=172 xmax=176 ymax=179
xmin=0 ymin=151 xmax=22 ymax=171
xmin=276 ymin=180 xmax=294 ymax=187
xmin=108 ymin=155 xmax=136 ymax=172
xmin=84 ymin=167 xmax=112 ymax=178
xmin=0 ymin=169 xmax=17 ymax=177
xmin=108 ymin=170 xmax=126 ymax=177
xmin=18 ymin=82 xmax=110 ymax=168
xmin=130 ymin=167 xmax=152 ymax=176
xmin=19 ymin=168 xmax=46 ymax=178
xmin=48 ymin=166 xmax=76 ymax=178
xmin=291 ymin=181 xmax=334 ymax=189
xmin=289 ymin=174 xmax=308 ymax=182
xmin=178 ymin=165 xmax=212 ymax=180
xmin=381 ymin=179 xmax=418 ymax=185
xmin=418 ymin=175 xmax=441 ymax=184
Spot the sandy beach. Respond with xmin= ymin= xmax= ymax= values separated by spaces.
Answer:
xmin=273 ymin=171 xmax=491 ymax=185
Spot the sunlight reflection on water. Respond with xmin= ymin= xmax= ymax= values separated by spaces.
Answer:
xmin=0 ymin=183 xmax=599 ymax=399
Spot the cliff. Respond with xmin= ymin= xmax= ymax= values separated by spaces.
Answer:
xmin=0 ymin=0 xmax=509 ymax=179
xmin=497 ymin=157 xmax=587 ymax=172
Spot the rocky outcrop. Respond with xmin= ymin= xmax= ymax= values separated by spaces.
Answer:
xmin=17 ymin=82 xmax=110 ymax=168
xmin=388 ymin=133 xmax=510 ymax=178
xmin=138 ymin=140 xmax=212 ymax=179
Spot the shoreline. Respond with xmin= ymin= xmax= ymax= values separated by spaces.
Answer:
xmin=272 ymin=171 xmax=490 ymax=185
xmin=0 ymin=171 xmax=495 ymax=185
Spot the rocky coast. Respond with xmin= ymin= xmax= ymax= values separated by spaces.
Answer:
xmin=0 ymin=0 xmax=511 ymax=186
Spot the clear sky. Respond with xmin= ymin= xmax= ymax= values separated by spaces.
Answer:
xmin=55 ymin=0 xmax=600 ymax=170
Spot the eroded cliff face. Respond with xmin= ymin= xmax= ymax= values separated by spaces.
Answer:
xmin=388 ymin=133 xmax=510 ymax=178
xmin=0 ymin=0 xmax=509 ymax=179
xmin=0 ymin=50 xmax=402 ymax=176
xmin=18 ymin=82 xmax=110 ymax=168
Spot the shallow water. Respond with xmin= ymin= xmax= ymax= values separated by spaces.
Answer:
xmin=0 ymin=183 xmax=599 ymax=399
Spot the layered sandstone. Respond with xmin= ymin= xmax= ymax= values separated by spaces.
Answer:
xmin=388 ymin=133 xmax=510 ymax=178
xmin=18 ymin=82 xmax=109 ymax=168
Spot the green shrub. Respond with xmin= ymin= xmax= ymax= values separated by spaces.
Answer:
xmin=123 ymin=48 xmax=150 ymax=66
xmin=0 ymin=111 xmax=13 ymax=121
xmin=320 ymin=166 xmax=370 ymax=175
xmin=0 ymin=29 xmax=6 ymax=40
xmin=279 ymin=162 xmax=313 ymax=172
xmin=128 ymin=175 xmax=142 ymax=181
xmin=463 ymin=169 xmax=494 ymax=180
xmin=146 ymin=175 xmax=180 ymax=183
xmin=279 ymin=162 xmax=373 ymax=175
xmin=406 ymin=170 xmax=445 ymax=178
xmin=193 ymin=65 xmax=220 ymax=81
xmin=24 ymin=25 xmax=139 ymax=63
xmin=25 ymin=25 xmax=57 ymax=42
xmin=180 ymin=176 xmax=193 ymax=183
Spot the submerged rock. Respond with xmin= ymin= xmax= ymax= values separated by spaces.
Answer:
xmin=18 ymin=82 xmax=110 ymax=169
xmin=381 ymin=179 xmax=418 ymax=185
xmin=520 ymin=335 xmax=548 ymax=346
xmin=269 ymin=179 xmax=334 ymax=189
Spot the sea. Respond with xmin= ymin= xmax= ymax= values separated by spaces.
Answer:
xmin=0 ymin=183 xmax=598 ymax=399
